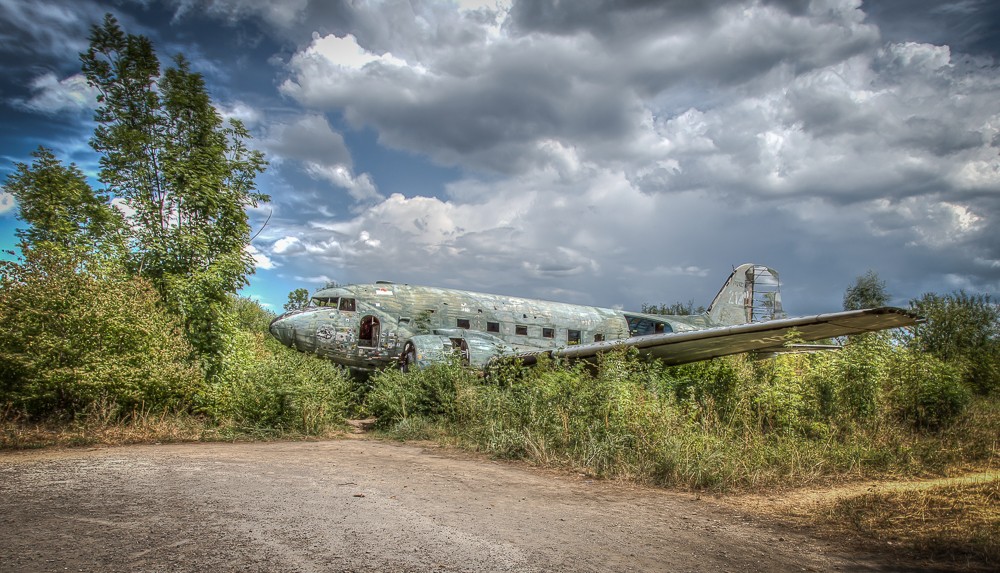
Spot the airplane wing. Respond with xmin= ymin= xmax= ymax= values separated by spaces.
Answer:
xmin=511 ymin=307 xmax=921 ymax=367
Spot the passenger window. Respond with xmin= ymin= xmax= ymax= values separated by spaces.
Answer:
xmin=457 ymin=318 xmax=471 ymax=329
xmin=568 ymin=330 xmax=581 ymax=345
xmin=594 ymin=333 xmax=605 ymax=342
xmin=542 ymin=327 xmax=554 ymax=338
xmin=487 ymin=321 xmax=500 ymax=333
xmin=515 ymin=325 xmax=528 ymax=336
xmin=339 ymin=298 xmax=356 ymax=312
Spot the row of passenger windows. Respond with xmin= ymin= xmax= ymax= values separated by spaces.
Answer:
xmin=456 ymin=318 xmax=599 ymax=344
xmin=307 ymin=297 xmax=600 ymax=344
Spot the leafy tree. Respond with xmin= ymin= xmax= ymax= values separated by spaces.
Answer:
xmin=284 ymin=288 xmax=310 ymax=312
xmin=907 ymin=291 xmax=999 ymax=395
xmin=843 ymin=270 xmax=889 ymax=310
xmin=80 ymin=14 xmax=268 ymax=372
xmin=2 ymin=147 xmax=121 ymax=256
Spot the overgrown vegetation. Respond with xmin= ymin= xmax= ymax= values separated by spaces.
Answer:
xmin=368 ymin=342 xmax=996 ymax=491
xmin=363 ymin=274 xmax=997 ymax=492
xmin=360 ymin=272 xmax=997 ymax=568
xmin=0 ymin=14 xmax=353 ymax=443
xmin=0 ymin=13 xmax=996 ymax=568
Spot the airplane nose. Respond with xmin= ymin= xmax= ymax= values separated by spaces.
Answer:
xmin=269 ymin=313 xmax=292 ymax=347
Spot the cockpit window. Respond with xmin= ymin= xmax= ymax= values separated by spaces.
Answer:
xmin=309 ymin=297 xmax=338 ymax=308
xmin=339 ymin=298 xmax=356 ymax=312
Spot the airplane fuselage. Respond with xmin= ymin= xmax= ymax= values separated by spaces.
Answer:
xmin=268 ymin=281 xmax=713 ymax=371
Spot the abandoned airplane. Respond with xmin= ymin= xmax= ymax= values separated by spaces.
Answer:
xmin=268 ymin=263 xmax=920 ymax=373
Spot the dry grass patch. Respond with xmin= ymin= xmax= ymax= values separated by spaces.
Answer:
xmin=0 ymin=409 xmax=214 ymax=449
xmin=825 ymin=475 xmax=998 ymax=567
xmin=728 ymin=472 xmax=999 ymax=570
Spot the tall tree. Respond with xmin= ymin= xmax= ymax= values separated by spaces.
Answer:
xmin=2 ymin=147 xmax=120 ymax=256
xmin=843 ymin=270 xmax=889 ymax=310
xmin=79 ymin=14 xmax=268 ymax=371
xmin=908 ymin=291 xmax=999 ymax=395
xmin=284 ymin=288 xmax=311 ymax=312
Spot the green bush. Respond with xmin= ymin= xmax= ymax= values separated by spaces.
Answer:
xmin=0 ymin=251 xmax=203 ymax=419
xmin=367 ymin=358 xmax=475 ymax=427
xmin=887 ymin=349 xmax=970 ymax=430
xmin=832 ymin=333 xmax=890 ymax=421
xmin=907 ymin=291 xmax=1000 ymax=395
xmin=199 ymin=323 xmax=353 ymax=434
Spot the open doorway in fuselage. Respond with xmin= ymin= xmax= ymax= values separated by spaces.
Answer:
xmin=359 ymin=315 xmax=380 ymax=348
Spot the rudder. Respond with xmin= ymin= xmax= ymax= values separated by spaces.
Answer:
xmin=707 ymin=263 xmax=785 ymax=326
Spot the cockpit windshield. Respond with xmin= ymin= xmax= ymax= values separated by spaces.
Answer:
xmin=309 ymin=297 xmax=339 ymax=308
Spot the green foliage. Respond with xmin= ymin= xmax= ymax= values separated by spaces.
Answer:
xmin=906 ymin=291 xmax=1000 ymax=395
xmin=829 ymin=333 xmax=890 ymax=421
xmin=368 ymin=334 xmax=995 ymax=491
xmin=189 ymin=297 xmax=352 ymax=434
xmin=0 ymin=250 xmax=203 ymax=419
xmin=844 ymin=270 xmax=890 ymax=310
xmin=2 ymin=147 xmax=122 ymax=257
xmin=0 ymin=14 xmax=358 ymax=440
xmin=80 ymin=14 xmax=268 ymax=370
xmin=284 ymin=288 xmax=310 ymax=312
xmin=199 ymin=326 xmax=353 ymax=434
xmin=230 ymin=295 xmax=277 ymax=333
xmin=886 ymin=349 xmax=970 ymax=430
xmin=367 ymin=358 xmax=476 ymax=426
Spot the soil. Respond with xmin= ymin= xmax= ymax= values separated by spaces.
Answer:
xmin=0 ymin=439 xmax=959 ymax=572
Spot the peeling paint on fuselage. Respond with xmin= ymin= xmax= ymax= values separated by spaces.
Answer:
xmin=269 ymin=282 xmax=717 ymax=372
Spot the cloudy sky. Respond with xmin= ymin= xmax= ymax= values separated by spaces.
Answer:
xmin=1 ymin=0 xmax=998 ymax=314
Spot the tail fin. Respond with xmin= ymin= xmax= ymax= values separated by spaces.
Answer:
xmin=707 ymin=263 xmax=785 ymax=326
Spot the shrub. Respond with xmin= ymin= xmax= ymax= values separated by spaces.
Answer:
xmin=887 ymin=349 xmax=970 ymax=430
xmin=0 ymin=251 xmax=203 ymax=419
xmin=367 ymin=358 xmax=475 ymax=427
xmin=199 ymin=324 xmax=353 ymax=434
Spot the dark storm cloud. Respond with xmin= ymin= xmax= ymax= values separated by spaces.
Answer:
xmin=0 ymin=0 xmax=97 ymax=63
xmin=506 ymin=0 xmax=733 ymax=37
xmin=279 ymin=0 xmax=887 ymax=178
xmin=4 ymin=0 xmax=999 ymax=311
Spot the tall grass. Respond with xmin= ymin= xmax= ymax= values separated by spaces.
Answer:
xmin=367 ymin=342 xmax=997 ymax=492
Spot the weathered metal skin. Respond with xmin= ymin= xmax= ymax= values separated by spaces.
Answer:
xmin=268 ymin=281 xmax=655 ymax=371
xmin=268 ymin=264 xmax=921 ymax=373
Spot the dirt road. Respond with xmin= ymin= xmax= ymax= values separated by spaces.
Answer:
xmin=0 ymin=439 xmax=926 ymax=572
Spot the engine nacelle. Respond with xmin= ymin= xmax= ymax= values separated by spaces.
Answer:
xmin=399 ymin=330 xmax=512 ymax=371
xmin=398 ymin=335 xmax=455 ymax=371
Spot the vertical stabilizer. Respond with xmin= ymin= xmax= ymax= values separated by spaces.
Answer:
xmin=707 ymin=264 xmax=785 ymax=326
